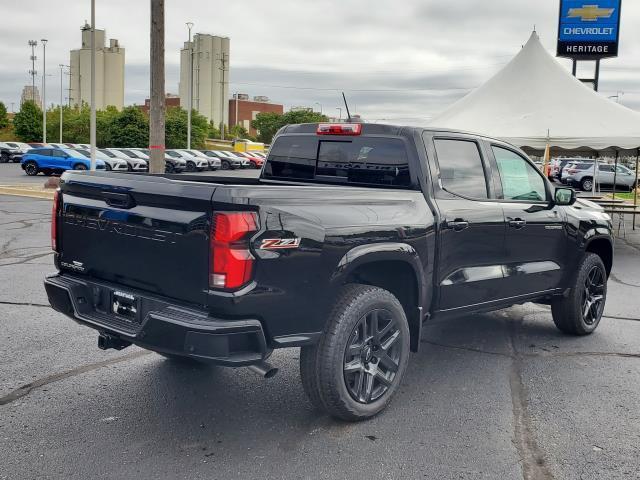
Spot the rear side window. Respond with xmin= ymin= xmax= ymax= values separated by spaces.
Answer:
xmin=434 ymin=139 xmax=488 ymax=199
xmin=264 ymin=136 xmax=412 ymax=187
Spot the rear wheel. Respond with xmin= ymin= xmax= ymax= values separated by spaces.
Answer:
xmin=580 ymin=177 xmax=593 ymax=192
xmin=0 ymin=152 xmax=9 ymax=163
xmin=551 ymin=253 xmax=607 ymax=335
xmin=165 ymin=162 xmax=175 ymax=173
xmin=299 ymin=284 xmax=410 ymax=421
xmin=221 ymin=160 xmax=230 ymax=170
xmin=73 ymin=163 xmax=87 ymax=171
xmin=24 ymin=161 xmax=39 ymax=176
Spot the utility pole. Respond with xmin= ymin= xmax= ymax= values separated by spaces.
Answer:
xmin=219 ymin=53 xmax=228 ymax=140
xmin=186 ymin=22 xmax=194 ymax=150
xmin=59 ymin=64 xmax=69 ymax=142
xmin=234 ymin=93 xmax=239 ymax=127
xmin=41 ymin=39 xmax=48 ymax=143
xmin=89 ymin=0 xmax=97 ymax=170
xmin=28 ymin=40 xmax=37 ymax=104
xmin=149 ymin=0 xmax=166 ymax=173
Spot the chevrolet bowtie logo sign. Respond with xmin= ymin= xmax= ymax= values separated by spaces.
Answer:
xmin=567 ymin=5 xmax=615 ymax=21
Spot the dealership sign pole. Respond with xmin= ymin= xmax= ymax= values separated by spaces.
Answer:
xmin=557 ymin=0 xmax=622 ymax=90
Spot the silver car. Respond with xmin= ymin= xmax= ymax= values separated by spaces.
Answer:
xmin=166 ymin=150 xmax=208 ymax=172
xmin=178 ymin=149 xmax=221 ymax=171
xmin=101 ymin=148 xmax=148 ymax=172
xmin=565 ymin=162 xmax=637 ymax=191
xmin=73 ymin=149 xmax=128 ymax=171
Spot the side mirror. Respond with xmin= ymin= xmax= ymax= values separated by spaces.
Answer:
xmin=554 ymin=187 xmax=576 ymax=206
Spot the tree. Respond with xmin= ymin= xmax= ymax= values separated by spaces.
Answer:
xmin=13 ymin=101 xmax=42 ymax=142
xmin=165 ymin=107 xmax=208 ymax=149
xmin=108 ymin=106 xmax=149 ymax=148
xmin=228 ymin=124 xmax=249 ymax=140
xmin=251 ymin=110 xmax=328 ymax=143
xmin=0 ymin=101 xmax=9 ymax=129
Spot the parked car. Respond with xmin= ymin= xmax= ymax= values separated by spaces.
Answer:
xmin=234 ymin=151 xmax=265 ymax=169
xmin=100 ymin=148 xmax=148 ymax=172
xmin=73 ymin=149 xmax=128 ymax=171
xmin=176 ymin=149 xmax=220 ymax=171
xmin=21 ymin=147 xmax=105 ymax=175
xmin=132 ymin=148 xmax=187 ymax=173
xmin=201 ymin=150 xmax=242 ymax=170
xmin=45 ymin=123 xmax=613 ymax=421
xmin=48 ymin=143 xmax=69 ymax=150
xmin=565 ymin=162 xmax=638 ymax=191
xmin=218 ymin=150 xmax=251 ymax=169
xmin=554 ymin=157 xmax=592 ymax=181
xmin=166 ymin=149 xmax=208 ymax=172
xmin=0 ymin=142 xmax=29 ymax=163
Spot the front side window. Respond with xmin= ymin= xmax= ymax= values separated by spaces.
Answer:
xmin=433 ymin=139 xmax=488 ymax=199
xmin=493 ymin=146 xmax=547 ymax=202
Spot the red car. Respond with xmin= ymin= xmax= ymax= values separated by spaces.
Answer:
xmin=235 ymin=152 xmax=264 ymax=169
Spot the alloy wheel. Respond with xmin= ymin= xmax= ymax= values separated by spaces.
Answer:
xmin=343 ymin=309 xmax=403 ymax=404
xmin=582 ymin=265 xmax=605 ymax=325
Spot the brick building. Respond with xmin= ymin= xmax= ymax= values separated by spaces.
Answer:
xmin=229 ymin=94 xmax=283 ymax=136
xmin=139 ymin=94 xmax=180 ymax=114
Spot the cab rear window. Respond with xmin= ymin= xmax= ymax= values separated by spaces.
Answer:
xmin=264 ymin=136 xmax=413 ymax=188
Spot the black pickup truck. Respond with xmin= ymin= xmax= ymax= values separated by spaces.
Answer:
xmin=45 ymin=123 xmax=613 ymax=421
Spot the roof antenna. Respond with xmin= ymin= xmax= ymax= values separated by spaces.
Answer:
xmin=533 ymin=24 xmax=536 ymax=32
xmin=342 ymin=92 xmax=352 ymax=122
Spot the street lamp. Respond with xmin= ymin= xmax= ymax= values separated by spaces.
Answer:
xmin=59 ymin=64 xmax=69 ymax=142
xmin=28 ymin=40 xmax=37 ymax=104
xmin=336 ymin=107 xmax=342 ymax=121
xmin=89 ymin=0 xmax=96 ymax=170
xmin=315 ymin=102 xmax=322 ymax=114
xmin=41 ymin=39 xmax=48 ymax=143
xmin=186 ymin=21 xmax=194 ymax=150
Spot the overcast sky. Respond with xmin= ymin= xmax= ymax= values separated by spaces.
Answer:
xmin=1 ymin=0 xmax=638 ymax=123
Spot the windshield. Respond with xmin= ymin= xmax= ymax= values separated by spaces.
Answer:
xmin=98 ymin=149 xmax=117 ymax=158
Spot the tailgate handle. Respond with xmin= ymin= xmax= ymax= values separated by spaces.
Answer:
xmin=102 ymin=192 xmax=136 ymax=209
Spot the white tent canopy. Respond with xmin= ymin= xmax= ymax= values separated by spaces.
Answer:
xmin=430 ymin=31 xmax=640 ymax=151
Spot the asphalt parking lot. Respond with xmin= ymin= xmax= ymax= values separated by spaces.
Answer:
xmin=1 ymin=170 xmax=640 ymax=479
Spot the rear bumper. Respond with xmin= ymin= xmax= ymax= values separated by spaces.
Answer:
xmin=44 ymin=273 xmax=269 ymax=366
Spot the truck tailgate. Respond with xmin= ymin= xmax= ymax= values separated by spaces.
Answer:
xmin=58 ymin=172 xmax=216 ymax=306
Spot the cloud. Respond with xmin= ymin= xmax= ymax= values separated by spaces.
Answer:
xmin=0 ymin=0 xmax=637 ymax=121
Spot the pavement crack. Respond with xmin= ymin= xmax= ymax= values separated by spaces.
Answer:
xmin=0 ymin=300 xmax=51 ymax=308
xmin=608 ymin=272 xmax=640 ymax=288
xmin=603 ymin=314 xmax=640 ymax=322
xmin=0 ymin=350 xmax=152 ymax=406
xmin=507 ymin=317 xmax=555 ymax=480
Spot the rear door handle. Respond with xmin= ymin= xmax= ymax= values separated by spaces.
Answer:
xmin=508 ymin=218 xmax=526 ymax=229
xmin=447 ymin=219 xmax=469 ymax=231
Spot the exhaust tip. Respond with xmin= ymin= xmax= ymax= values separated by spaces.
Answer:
xmin=248 ymin=362 xmax=279 ymax=379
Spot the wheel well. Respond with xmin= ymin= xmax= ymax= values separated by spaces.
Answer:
xmin=345 ymin=261 xmax=421 ymax=351
xmin=586 ymin=238 xmax=613 ymax=276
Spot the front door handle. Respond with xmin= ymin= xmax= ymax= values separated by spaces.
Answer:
xmin=508 ymin=218 xmax=526 ymax=229
xmin=447 ymin=219 xmax=469 ymax=231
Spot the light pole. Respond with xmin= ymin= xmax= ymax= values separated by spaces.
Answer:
xmin=336 ymin=107 xmax=342 ymax=121
xmin=59 ymin=64 xmax=69 ymax=142
xmin=315 ymin=102 xmax=322 ymax=114
xmin=186 ymin=22 xmax=194 ymax=150
xmin=41 ymin=39 xmax=48 ymax=143
xmin=28 ymin=40 xmax=37 ymax=104
xmin=89 ymin=0 xmax=96 ymax=170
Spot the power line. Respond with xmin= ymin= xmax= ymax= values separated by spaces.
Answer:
xmin=228 ymin=82 xmax=476 ymax=93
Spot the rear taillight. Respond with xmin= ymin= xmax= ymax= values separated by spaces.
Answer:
xmin=51 ymin=190 xmax=60 ymax=252
xmin=210 ymin=212 xmax=258 ymax=289
xmin=568 ymin=169 xmax=578 ymax=174
xmin=317 ymin=123 xmax=362 ymax=136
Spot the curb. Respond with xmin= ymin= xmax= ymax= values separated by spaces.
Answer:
xmin=0 ymin=185 xmax=55 ymax=200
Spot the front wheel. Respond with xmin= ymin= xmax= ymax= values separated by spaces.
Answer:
xmin=551 ymin=253 xmax=607 ymax=335
xmin=221 ymin=160 xmax=230 ymax=170
xmin=185 ymin=161 xmax=196 ymax=172
xmin=24 ymin=161 xmax=39 ymax=176
xmin=300 ymin=284 xmax=410 ymax=421
xmin=580 ymin=177 xmax=593 ymax=192
xmin=73 ymin=163 xmax=88 ymax=171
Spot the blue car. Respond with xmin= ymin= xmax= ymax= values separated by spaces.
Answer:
xmin=21 ymin=147 xmax=106 ymax=176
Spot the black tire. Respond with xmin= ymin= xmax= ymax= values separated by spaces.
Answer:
xmin=105 ymin=163 xmax=112 ymax=171
xmin=24 ymin=161 xmax=39 ymax=176
xmin=551 ymin=253 xmax=607 ymax=335
xmin=299 ymin=284 xmax=410 ymax=421
xmin=165 ymin=162 xmax=175 ymax=174
xmin=73 ymin=163 xmax=87 ymax=171
xmin=0 ymin=152 xmax=8 ymax=163
xmin=580 ymin=177 xmax=593 ymax=192
xmin=186 ymin=160 xmax=196 ymax=172
xmin=221 ymin=160 xmax=230 ymax=170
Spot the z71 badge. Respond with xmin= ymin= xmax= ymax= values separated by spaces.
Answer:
xmin=259 ymin=238 xmax=301 ymax=250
